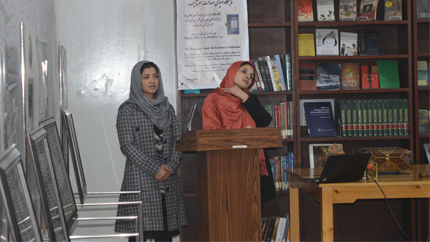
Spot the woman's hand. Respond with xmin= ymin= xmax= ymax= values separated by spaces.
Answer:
xmin=223 ymin=85 xmax=249 ymax=102
xmin=156 ymin=165 xmax=173 ymax=182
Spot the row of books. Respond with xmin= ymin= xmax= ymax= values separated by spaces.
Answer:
xmin=299 ymin=61 xmax=400 ymax=91
xmin=418 ymin=60 xmax=430 ymax=87
xmin=264 ymin=101 xmax=294 ymax=139
xmin=298 ymin=0 xmax=402 ymax=22
xmin=336 ymin=98 xmax=410 ymax=137
xmin=250 ymin=54 xmax=293 ymax=92
xmin=262 ymin=214 xmax=290 ymax=242
xmin=299 ymin=29 xmax=380 ymax=57
xmin=269 ymin=153 xmax=294 ymax=192
xmin=418 ymin=109 xmax=430 ymax=134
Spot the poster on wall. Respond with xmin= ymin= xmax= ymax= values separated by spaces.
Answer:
xmin=176 ymin=0 xmax=249 ymax=90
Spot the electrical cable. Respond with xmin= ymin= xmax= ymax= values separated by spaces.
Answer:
xmin=371 ymin=178 xmax=412 ymax=242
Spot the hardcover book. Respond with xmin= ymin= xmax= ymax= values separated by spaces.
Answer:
xmin=298 ymin=0 xmax=314 ymax=22
xmin=361 ymin=65 xmax=379 ymax=89
xmin=252 ymin=59 xmax=266 ymax=92
xmin=316 ymin=63 xmax=341 ymax=90
xmin=417 ymin=60 xmax=429 ymax=86
xmin=341 ymin=63 xmax=360 ymax=90
xmin=317 ymin=0 xmax=335 ymax=21
xmin=384 ymin=0 xmax=402 ymax=20
xmin=358 ymin=0 xmax=379 ymax=21
xmin=299 ymin=63 xmax=317 ymax=91
xmin=358 ymin=29 xmax=380 ymax=55
xmin=298 ymin=34 xmax=316 ymax=56
xmin=304 ymin=102 xmax=337 ymax=137
xmin=300 ymin=98 xmax=335 ymax=126
xmin=377 ymin=60 xmax=400 ymax=88
xmin=282 ymin=54 xmax=293 ymax=91
xmin=274 ymin=55 xmax=287 ymax=91
xmin=340 ymin=32 xmax=358 ymax=56
xmin=339 ymin=0 xmax=357 ymax=21
xmin=316 ymin=29 xmax=339 ymax=56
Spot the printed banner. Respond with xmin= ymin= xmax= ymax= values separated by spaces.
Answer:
xmin=177 ymin=0 xmax=249 ymax=90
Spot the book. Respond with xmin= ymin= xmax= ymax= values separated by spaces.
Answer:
xmin=418 ymin=109 xmax=430 ymax=134
xmin=316 ymin=63 xmax=341 ymax=90
xmin=252 ymin=59 xmax=266 ymax=92
xmin=417 ymin=0 xmax=430 ymax=19
xmin=298 ymin=63 xmax=317 ymax=91
xmin=260 ymin=56 xmax=280 ymax=91
xmin=384 ymin=0 xmax=402 ymax=21
xmin=315 ymin=29 xmax=339 ymax=56
xmin=370 ymin=65 xmax=379 ymax=88
xmin=298 ymin=0 xmax=314 ymax=22
xmin=274 ymin=55 xmax=287 ymax=91
xmin=283 ymin=54 xmax=293 ymax=91
xmin=271 ymin=216 xmax=280 ymax=242
xmin=298 ymin=34 xmax=316 ymax=56
xmin=275 ymin=217 xmax=287 ymax=242
xmin=339 ymin=0 xmax=357 ymax=21
xmin=361 ymin=65 xmax=379 ymax=89
xmin=358 ymin=0 xmax=379 ymax=21
xmin=358 ymin=29 xmax=380 ymax=55
xmin=309 ymin=143 xmax=343 ymax=168
xmin=341 ymin=63 xmax=360 ymax=90
xmin=258 ymin=59 xmax=274 ymax=91
xmin=317 ymin=0 xmax=335 ymax=21
xmin=377 ymin=60 xmax=400 ymax=88
xmin=424 ymin=143 xmax=430 ymax=163
xmin=304 ymin=102 xmax=337 ymax=137
xmin=300 ymin=99 xmax=335 ymax=126
xmin=340 ymin=32 xmax=358 ymax=56
xmin=417 ymin=60 xmax=429 ymax=86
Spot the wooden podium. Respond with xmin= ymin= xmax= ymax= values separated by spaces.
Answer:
xmin=177 ymin=127 xmax=282 ymax=241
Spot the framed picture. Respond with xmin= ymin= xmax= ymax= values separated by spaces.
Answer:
xmin=309 ymin=143 xmax=344 ymax=168
xmin=39 ymin=117 xmax=77 ymax=229
xmin=424 ymin=143 xmax=430 ymax=164
xmin=27 ymin=127 xmax=69 ymax=241
xmin=0 ymin=144 xmax=42 ymax=241
xmin=63 ymin=109 xmax=87 ymax=204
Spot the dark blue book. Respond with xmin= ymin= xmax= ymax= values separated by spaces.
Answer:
xmin=358 ymin=29 xmax=380 ymax=55
xmin=304 ymin=102 xmax=337 ymax=137
xmin=316 ymin=63 xmax=341 ymax=90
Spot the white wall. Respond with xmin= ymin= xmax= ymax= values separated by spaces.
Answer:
xmin=54 ymin=0 xmax=178 ymax=240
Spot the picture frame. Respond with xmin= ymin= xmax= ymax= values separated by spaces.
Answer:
xmin=39 ymin=116 xmax=78 ymax=229
xmin=27 ymin=127 xmax=69 ymax=241
xmin=63 ymin=109 xmax=87 ymax=204
xmin=424 ymin=143 xmax=430 ymax=163
xmin=0 ymin=144 xmax=42 ymax=241
xmin=309 ymin=143 xmax=344 ymax=168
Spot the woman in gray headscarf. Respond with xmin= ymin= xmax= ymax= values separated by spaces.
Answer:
xmin=115 ymin=61 xmax=187 ymax=242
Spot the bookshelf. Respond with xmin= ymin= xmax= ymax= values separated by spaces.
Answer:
xmin=413 ymin=0 xmax=430 ymax=241
xmin=178 ymin=0 xmax=426 ymax=241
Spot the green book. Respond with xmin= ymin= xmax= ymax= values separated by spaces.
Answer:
xmin=362 ymin=100 xmax=368 ymax=137
xmin=382 ymin=99 xmax=389 ymax=136
xmin=377 ymin=100 xmax=384 ymax=136
xmin=339 ymin=100 xmax=347 ymax=137
xmin=377 ymin=60 xmax=400 ymax=88
xmin=368 ymin=100 xmax=374 ymax=137
xmin=398 ymin=99 xmax=404 ymax=136
xmin=352 ymin=100 xmax=358 ymax=137
xmin=392 ymin=99 xmax=399 ymax=136
xmin=403 ymin=99 xmax=409 ymax=136
xmin=373 ymin=100 xmax=379 ymax=137
xmin=388 ymin=99 xmax=394 ymax=136
xmin=357 ymin=100 xmax=363 ymax=137
xmin=346 ymin=100 xmax=353 ymax=137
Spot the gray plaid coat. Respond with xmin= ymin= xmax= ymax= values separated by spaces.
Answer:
xmin=114 ymin=102 xmax=187 ymax=233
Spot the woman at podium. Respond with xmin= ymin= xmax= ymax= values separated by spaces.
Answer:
xmin=202 ymin=61 xmax=276 ymax=203
xmin=115 ymin=61 xmax=187 ymax=241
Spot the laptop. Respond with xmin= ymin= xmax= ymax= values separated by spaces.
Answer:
xmin=300 ymin=153 xmax=372 ymax=184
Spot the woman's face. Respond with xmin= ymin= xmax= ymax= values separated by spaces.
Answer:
xmin=141 ymin=67 xmax=159 ymax=99
xmin=233 ymin=64 xmax=255 ymax=90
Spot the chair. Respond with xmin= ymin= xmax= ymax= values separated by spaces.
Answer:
xmin=0 ymin=144 xmax=42 ymax=241
xmin=27 ymin=126 xmax=144 ymax=241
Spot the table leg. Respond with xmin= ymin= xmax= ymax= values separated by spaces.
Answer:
xmin=321 ymin=187 xmax=334 ymax=242
xmin=290 ymin=186 xmax=300 ymax=241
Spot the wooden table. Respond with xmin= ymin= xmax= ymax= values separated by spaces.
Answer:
xmin=287 ymin=165 xmax=430 ymax=241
